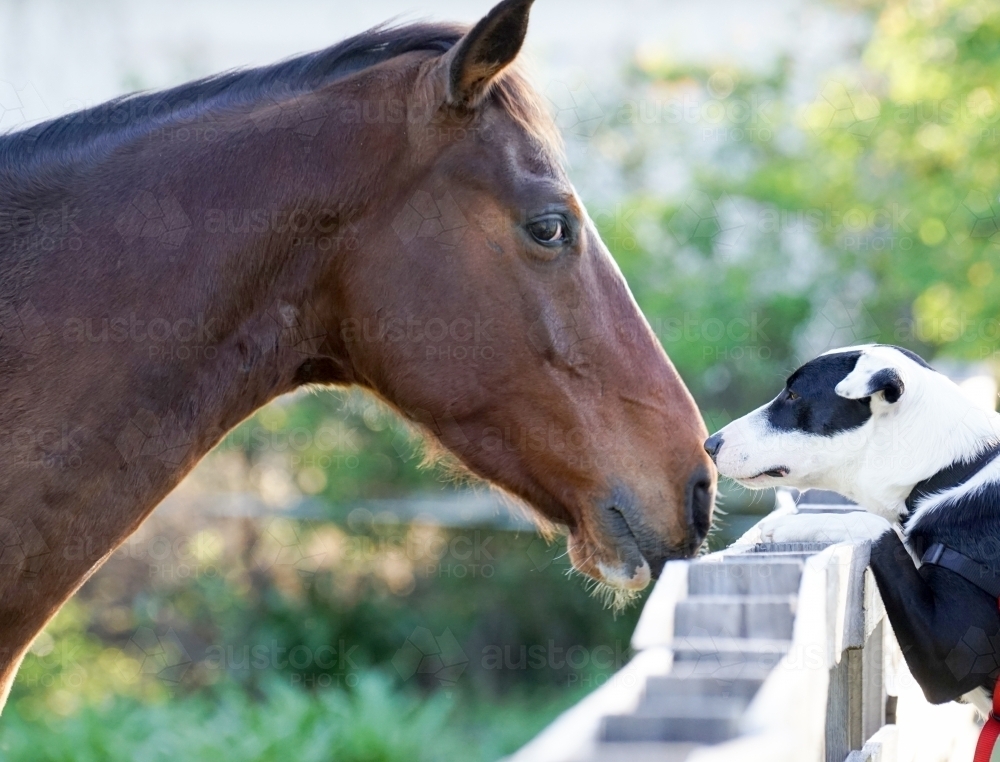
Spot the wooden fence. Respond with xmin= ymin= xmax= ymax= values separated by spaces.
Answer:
xmin=509 ymin=490 xmax=982 ymax=762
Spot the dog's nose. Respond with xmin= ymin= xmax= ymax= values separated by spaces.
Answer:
xmin=703 ymin=434 xmax=724 ymax=463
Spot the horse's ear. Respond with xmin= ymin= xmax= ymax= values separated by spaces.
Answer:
xmin=443 ymin=0 xmax=534 ymax=107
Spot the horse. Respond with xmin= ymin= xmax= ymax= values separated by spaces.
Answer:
xmin=0 ymin=0 xmax=715 ymax=708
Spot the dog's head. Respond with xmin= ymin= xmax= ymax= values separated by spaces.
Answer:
xmin=703 ymin=345 xmax=942 ymax=503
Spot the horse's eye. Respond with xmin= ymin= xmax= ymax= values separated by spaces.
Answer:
xmin=527 ymin=216 xmax=567 ymax=246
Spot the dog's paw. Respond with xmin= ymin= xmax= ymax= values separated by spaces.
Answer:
xmin=751 ymin=511 xmax=892 ymax=546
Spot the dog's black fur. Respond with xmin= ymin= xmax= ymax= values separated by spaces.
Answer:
xmin=874 ymin=447 xmax=1000 ymax=703
xmin=871 ymin=538 xmax=1000 ymax=703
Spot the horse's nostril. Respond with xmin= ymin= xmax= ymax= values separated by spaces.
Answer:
xmin=703 ymin=433 xmax=724 ymax=463
xmin=687 ymin=470 xmax=714 ymax=550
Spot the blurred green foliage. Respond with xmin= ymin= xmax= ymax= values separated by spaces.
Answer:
xmin=599 ymin=0 xmax=1000 ymax=434
xmin=215 ymin=389 xmax=437 ymax=504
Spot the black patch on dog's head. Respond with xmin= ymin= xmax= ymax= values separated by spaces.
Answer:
xmin=766 ymin=351 xmax=873 ymax=436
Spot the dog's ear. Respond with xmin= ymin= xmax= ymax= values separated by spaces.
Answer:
xmin=836 ymin=365 xmax=905 ymax=404
xmin=866 ymin=368 xmax=905 ymax=403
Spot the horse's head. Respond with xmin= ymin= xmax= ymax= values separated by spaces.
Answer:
xmin=328 ymin=0 xmax=715 ymax=592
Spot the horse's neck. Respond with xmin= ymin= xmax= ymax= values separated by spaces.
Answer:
xmin=0 ymin=74 xmax=414 ymax=709
xmin=0 ymin=126 xmax=360 ymax=692
xmin=0 ymin=102 xmax=374 ymax=539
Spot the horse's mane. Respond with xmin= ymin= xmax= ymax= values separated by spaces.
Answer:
xmin=0 ymin=21 xmax=559 ymax=176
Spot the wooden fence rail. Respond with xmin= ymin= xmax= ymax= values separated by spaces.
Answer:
xmin=509 ymin=490 xmax=982 ymax=762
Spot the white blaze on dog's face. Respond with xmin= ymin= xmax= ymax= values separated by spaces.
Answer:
xmin=703 ymin=345 xmax=953 ymax=513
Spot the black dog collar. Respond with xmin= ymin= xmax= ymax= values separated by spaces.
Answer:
xmin=905 ymin=441 xmax=1000 ymax=515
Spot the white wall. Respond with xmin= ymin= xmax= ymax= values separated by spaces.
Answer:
xmin=0 ymin=0 xmax=866 ymax=129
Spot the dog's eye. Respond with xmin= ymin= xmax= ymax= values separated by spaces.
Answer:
xmin=787 ymin=390 xmax=799 ymax=401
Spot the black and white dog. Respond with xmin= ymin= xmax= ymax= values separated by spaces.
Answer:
xmin=705 ymin=344 xmax=1000 ymax=714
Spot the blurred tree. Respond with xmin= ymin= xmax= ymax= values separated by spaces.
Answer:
xmin=595 ymin=0 xmax=1000 ymax=432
